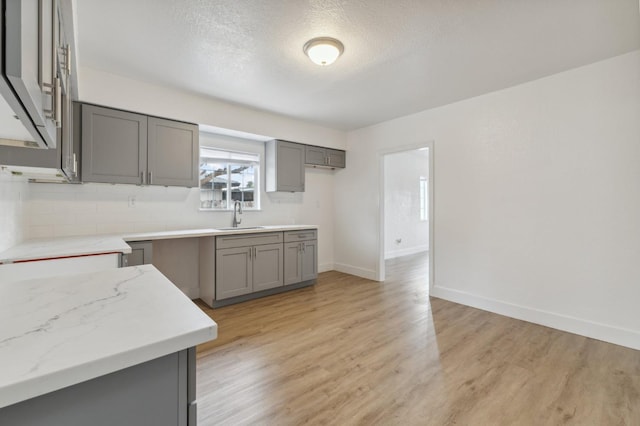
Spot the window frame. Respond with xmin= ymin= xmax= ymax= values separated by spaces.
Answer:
xmin=199 ymin=147 xmax=261 ymax=211
xmin=419 ymin=176 xmax=428 ymax=222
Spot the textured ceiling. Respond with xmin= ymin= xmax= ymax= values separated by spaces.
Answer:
xmin=77 ymin=0 xmax=640 ymax=131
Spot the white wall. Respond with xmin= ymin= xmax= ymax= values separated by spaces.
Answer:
xmin=0 ymin=171 xmax=28 ymax=252
xmin=335 ymin=51 xmax=640 ymax=349
xmin=78 ymin=66 xmax=347 ymax=150
xmin=25 ymin=132 xmax=336 ymax=274
xmin=384 ymin=149 xmax=429 ymax=259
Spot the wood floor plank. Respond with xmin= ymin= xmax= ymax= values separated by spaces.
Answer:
xmin=194 ymin=252 xmax=640 ymax=425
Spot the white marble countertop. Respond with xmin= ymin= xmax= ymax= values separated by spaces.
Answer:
xmin=0 ymin=235 xmax=132 ymax=264
xmin=0 ymin=265 xmax=217 ymax=408
xmin=122 ymin=224 xmax=316 ymax=242
xmin=0 ymin=225 xmax=318 ymax=263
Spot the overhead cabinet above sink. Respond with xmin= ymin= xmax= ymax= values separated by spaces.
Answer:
xmin=79 ymin=103 xmax=199 ymax=187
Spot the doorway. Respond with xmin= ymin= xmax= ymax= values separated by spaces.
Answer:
xmin=378 ymin=142 xmax=434 ymax=292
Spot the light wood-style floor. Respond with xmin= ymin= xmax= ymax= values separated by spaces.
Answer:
xmin=194 ymin=252 xmax=640 ymax=425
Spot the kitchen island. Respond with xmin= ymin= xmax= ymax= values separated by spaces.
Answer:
xmin=0 ymin=265 xmax=217 ymax=426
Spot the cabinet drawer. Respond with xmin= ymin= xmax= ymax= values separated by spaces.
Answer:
xmin=216 ymin=232 xmax=283 ymax=249
xmin=284 ymin=230 xmax=317 ymax=242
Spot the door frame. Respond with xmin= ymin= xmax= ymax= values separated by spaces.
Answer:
xmin=377 ymin=141 xmax=434 ymax=293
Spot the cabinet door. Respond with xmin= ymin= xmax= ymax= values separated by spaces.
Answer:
xmin=81 ymin=104 xmax=147 ymax=184
xmin=326 ymin=149 xmax=346 ymax=168
xmin=275 ymin=141 xmax=305 ymax=192
xmin=301 ymin=240 xmax=318 ymax=281
xmin=283 ymin=242 xmax=302 ymax=285
xmin=59 ymin=79 xmax=79 ymax=181
xmin=5 ymin=0 xmax=58 ymax=147
xmin=216 ymin=247 xmax=253 ymax=300
xmin=305 ymin=146 xmax=326 ymax=166
xmin=147 ymin=117 xmax=199 ymax=187
xmin=252 ymin=243 xmax=284 ymax=291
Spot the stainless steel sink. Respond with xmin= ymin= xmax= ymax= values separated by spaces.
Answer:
xmin=216 ymin=226 xmax=266 ymax=231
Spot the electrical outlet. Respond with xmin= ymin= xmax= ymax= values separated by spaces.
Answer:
xmin=128 ymin=196 xmax=136 ymax=208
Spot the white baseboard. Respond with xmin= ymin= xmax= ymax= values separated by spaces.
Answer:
xmin=319 ymin=263 xmax=334 ymax=273
xmin=431 ymin=286 xmax=640 ymax=351
xmin=385 ymin=245 xmax=429 ymax=260
xmin=333 ymin=263 xmax=378 ymax=281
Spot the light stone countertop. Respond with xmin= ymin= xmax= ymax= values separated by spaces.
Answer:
xmin=0 ymin=235 xmax=132 ymax=264
xmin=0 ymin=265 xmax=217 ymax=408
xmin=0 ymin=225 xmax=318 ymax=263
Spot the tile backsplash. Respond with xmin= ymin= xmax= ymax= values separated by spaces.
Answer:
xmin=25 ymin=182 xmax=205 ymax=239
xmin=0 ymin=170 xmax=28 ymax=252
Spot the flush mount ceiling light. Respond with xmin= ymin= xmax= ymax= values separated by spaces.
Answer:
xmin=303 ymin=37 xmax=344 ymax=66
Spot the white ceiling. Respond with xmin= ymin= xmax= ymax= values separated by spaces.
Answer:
xmin=77 ymin=0 xmax=640 ymax=131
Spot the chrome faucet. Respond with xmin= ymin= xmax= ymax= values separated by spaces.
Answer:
xmin=232 ymin=200 xmax=242 ymax=227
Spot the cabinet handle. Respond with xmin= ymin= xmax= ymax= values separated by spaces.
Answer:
xmin=43 ymin=77 xmax=61 ymax=127
xmin=253 ymin=247 xmax=257 ymax=258
xmin=40 ymin=0 xmax=59 ymax=125
xmin=148 ymin=171 xmax=153 ymax=185
xmin=54 ymin=77 xmax=61 ymax=127
xmin=65 ymin=44 xmax=71 ymax=76
xmin=140 ymin=171 xmax=144 ymax=185
xmin=249 ymin=248 xmax=252 ymax=260
xmin=302 ymin=242 xmax=306 ymax=253
xmin=72 ymin=153 xmax=77 ymax=174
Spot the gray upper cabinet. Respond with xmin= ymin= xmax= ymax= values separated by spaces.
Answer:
xmin=304 ymin=146 xmax=326 ymax=166
xmin=80 ymin=104 xmax=199 ymax=187
xmin=4 ymin=0 xmax=60 ymax=148
xmin=147 ymin=117 xmax=199 ymax=187
xmin=304 ymin=145 xmax=346 ymax=168
xmin=81 ymin=104 xmax=147 ymax=185
xmin=326 ymin=149 xmax=346 ymax=168
xmin=266 ymin=140 xmax=305 ymax=192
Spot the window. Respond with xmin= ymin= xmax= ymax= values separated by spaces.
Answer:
xmin=199 ymin=148 xmax=260 ymax=210
xmin=419 ymin=176 xmax=428 ymax=221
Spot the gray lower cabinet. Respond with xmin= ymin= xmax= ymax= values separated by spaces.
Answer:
xmin=125 ymin=240 xmax=153 ymax=266
xmin=80 ymin=103 xmax=199 ymax=187
xmin=215 ymin=246 xmax=252 ymax=299
xmin=266 ymin=139 xmax=305 ymax=192
xmin=215 ymin=232 xmax=284 ymax=300
xmin=283 ymin=230 xmax=318 ymax=285
xmin=0 ymin=348 xmax=197 ymax=426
